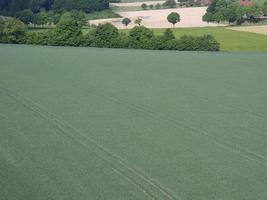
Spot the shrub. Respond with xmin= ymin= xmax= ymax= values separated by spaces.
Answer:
xmin=163 ymin=0 xmax=177 ymax=8
xmin=89 ymin=23 xmax=121 ymax=48
xmin=176 ymin=34 xmax=220 ymax=51
xmin=122 ymin=18 xmax=131 ymax=27
xmin=50 ymin=17 xmax=83 ymax=46
xmin=264 ymin=1 xmax=267 ymax=16
xmin=86 ymin=10 xmax=121 ymax=20
xmin=196 ymin=34 xmax=220 ymax=51
xmin=33 ymin=11 xmax=51 ymax=26
xmin=141 ymin=3 xmax=148 ymax=10
xmin=155 ymin=3 xmax=161 ymax=9
xmin=134 ymin=18 xmax=142 ymax=26
xmin=15 ymin=9 xmax=34 ymax=25
xmin=24 ymin=31 xmax=53 ymax=45
xmin=0 ymin=18 xmax=27 ymax=43
xmin=0 ymin=19 xmax=220 ymax=51
xmin=128 ymin=26 xmax=156 ymax=49
xmin=162 ymin=28 xmax=175 ymax=40
xmin=153 ymin=29 xmax=177 ymax=50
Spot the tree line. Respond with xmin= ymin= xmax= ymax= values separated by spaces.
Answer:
xmin=203 ymin=0 xmax=267 ymax=24
xmin=0 ymin=17 xmax=220 ymax=51
xmin=0 ymin=0 xmax=109 ymax=16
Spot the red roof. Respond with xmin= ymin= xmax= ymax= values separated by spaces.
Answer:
xmin=239 ymin=0 xmax=254 ymax=6
xmin=200 ymin=0 xmax=213 ymax=5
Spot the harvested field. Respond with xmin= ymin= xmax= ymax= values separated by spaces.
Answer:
xmin=90 ymin=7 xmax=224 ymax=28
xmin=1 ymin=44 xmax=267 ymax=200
xmin=111 ymin=1 xmax=165 ymax=7
xmin=228 ymin=25 xmax=267 ymax=35
xmin=110 ymin=1 xmax=166 ymax=11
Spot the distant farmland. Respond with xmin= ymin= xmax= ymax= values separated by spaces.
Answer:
xmin=1 ymin=44 xmax=267 ymax=200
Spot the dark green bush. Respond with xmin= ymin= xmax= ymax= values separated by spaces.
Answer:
xmin=88 ymin=23 xmax=121 ymax=48
xmin=153 ymin=29 xmax=177 ymax=50
xmin=176 ymin=34 xmax=220 ymax=51
xmin=50 ymin=17 xmax=83 ymax=46
xmin=0 ymin=17 xmax=27 ymax=43
xmin=128 ymin=26 xmax=156 ymax=49
xmin=23 ymin=31 xmax=52 ymax=45
xmin=0 ymin=17 xmax=220 ymax=51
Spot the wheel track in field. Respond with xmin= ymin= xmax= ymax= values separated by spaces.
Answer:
xmin=87 ymin=87 xmax=267 ymax=166
xmin=0 ymin=86 xmax=181 ymax=200
xmin=0 ymin=88 xmax=160 ymax=200
xmin=41 ymin=56 xmax=267 ymax=161
xmin=0 ymin=115 xmax=157 ymax=200
xmin=83 ymin=87 xmax=267 ymax=185
xmin=2 ymin=81 xmax=267 ymax=196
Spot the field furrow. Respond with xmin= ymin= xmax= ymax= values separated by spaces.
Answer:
xmin=1 ymin=44 xmax=267 ymax=200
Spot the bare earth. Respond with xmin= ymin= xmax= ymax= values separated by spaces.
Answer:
xmin=228 ymin=25 xmax=267 ymax=35
xmin=89 ymin=7 xmax=224 ymax=29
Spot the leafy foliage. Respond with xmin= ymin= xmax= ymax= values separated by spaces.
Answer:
xmin=134 ymin=17 xmax=142 ymax=26
xmin=50 ymin=17 xmax=83 ymax=46
xmin=0 ymin=17 xmax=27 ymax=43
xmin=60 ymin=10 xmax=87 ymax=26
xmin=0 ymin=0 xmax=109 ymax=15
xmin=203 ymin=0 xmax=265 ymax=24
xmin=122 ymin=18 xmax=131 ymax=27
xmin=51 ymin=0 xmax=109 ymax=13
xmin=15 ymin=9 xmax=34 ymax=24
xmin=167 ymin=12 xmax=180 ymax=26
xmin=141 ymin=3 xmax=148 ymax=10
xmin=155 ymin=3 xmax=161 ymax=9
xmin=264 ymin=1 xmax=267 ymax=15
xmin=88 ymin=23 xmax=121 ymax=48
xmin=86 ymin=10 xmax=120 ymax=20
xmin=0 ymin=17 xmax=220 ymax=51
xmin=163 ymin=0 xmax=177 ymax=8
xmin=128 ymin=26 xmax=156 ymax=49
xmin=177 ymin=34 xmax=220 ymax=51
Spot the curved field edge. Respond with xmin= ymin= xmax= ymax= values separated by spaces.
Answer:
xmin=0 ymin=44 xmax=267 ymax=200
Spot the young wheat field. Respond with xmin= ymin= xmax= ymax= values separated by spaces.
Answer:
xmin=1 ymin=44 xmax=267 ymax=200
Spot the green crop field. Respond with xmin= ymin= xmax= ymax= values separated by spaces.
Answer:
xmin=1 ymin=44 xmax=267 ymax=200
xmin=122 ymin=27 xmax=267 ymax=51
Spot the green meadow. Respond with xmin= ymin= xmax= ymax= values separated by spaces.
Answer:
xmin=1 ymin=44 xmax=267 ymax=200
xmin=121 ymin=27 xmax=267 ymax=51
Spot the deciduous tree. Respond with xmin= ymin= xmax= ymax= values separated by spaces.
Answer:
xmin=122 ymin=17 xmax=131 ymax=27
xmin=167 ymin=12 xmax=180 ymax=27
